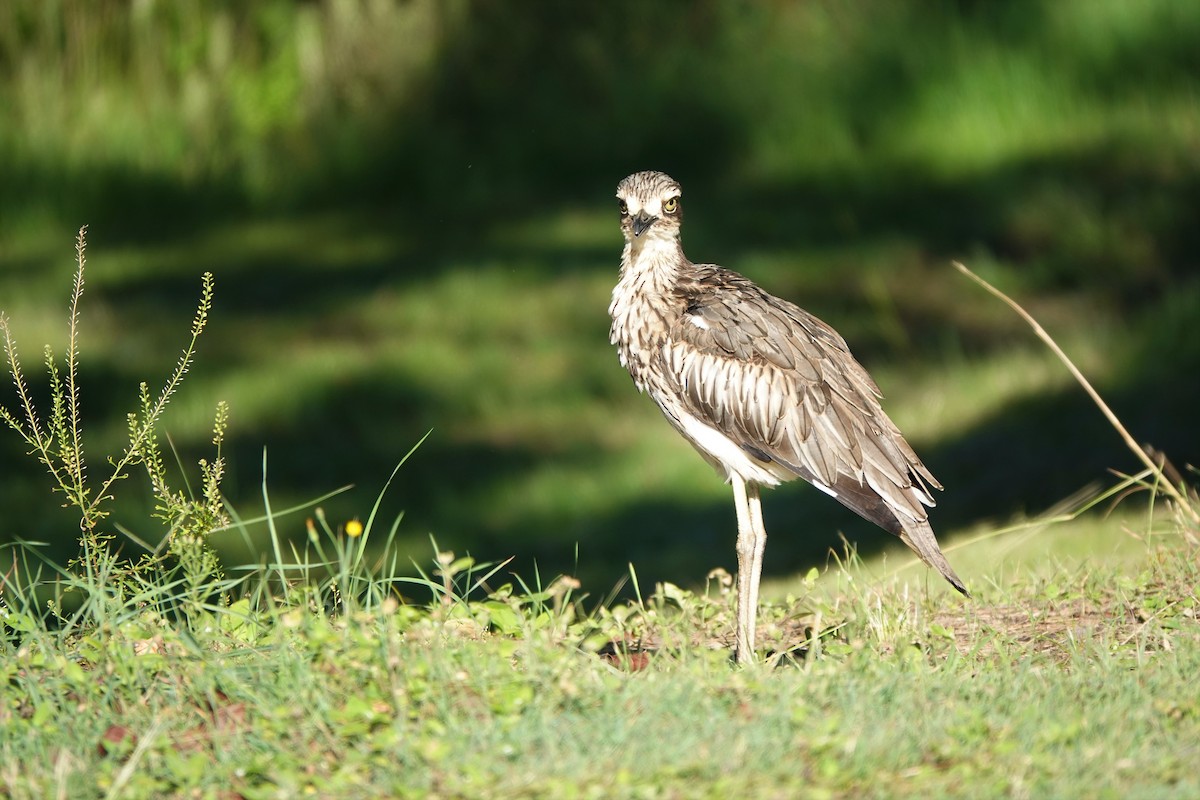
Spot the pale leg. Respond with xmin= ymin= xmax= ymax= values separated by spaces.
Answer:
xmin=731 ymin=473 xmax=759 ymax=664
xmin=746 ymin=481 xmax=767 ymax=653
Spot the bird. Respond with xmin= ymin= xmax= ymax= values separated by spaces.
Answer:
xmin=608 ymin=170 xmax=968 ymax=664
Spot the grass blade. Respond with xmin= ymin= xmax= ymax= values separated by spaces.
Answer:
xmin=953 ymin=260 xmax=1199 ymax=525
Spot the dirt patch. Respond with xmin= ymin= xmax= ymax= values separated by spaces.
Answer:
xmin=934 ymin=589 xmax=1193 ymax=664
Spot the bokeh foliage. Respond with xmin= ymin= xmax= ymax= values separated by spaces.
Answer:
xmin=1 ymin=0 xmax=1198 ymax=590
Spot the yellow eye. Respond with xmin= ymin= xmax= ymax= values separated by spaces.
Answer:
xmin=618 ymin=200 xmax=629 ymax=216
xmin=663 ymin=197 xmax=679 ymax=214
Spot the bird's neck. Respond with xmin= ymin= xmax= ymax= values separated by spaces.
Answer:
xmin=610 ymin=235 xmax=689 ymax=391
xmin=619 ymin=234 xmax=688 ymax=294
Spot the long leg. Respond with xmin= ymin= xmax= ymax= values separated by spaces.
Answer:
xmin=745 ymin=481 xmax=767 ymax=653
xmin=731 ymin=473 xmax=760 ymax=664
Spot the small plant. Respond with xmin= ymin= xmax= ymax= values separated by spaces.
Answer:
xmin=0 ymin=226 xmax=227 ymax=624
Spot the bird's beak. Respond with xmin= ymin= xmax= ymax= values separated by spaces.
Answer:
xmin=631 ymin=211 xmax=656 ymax=237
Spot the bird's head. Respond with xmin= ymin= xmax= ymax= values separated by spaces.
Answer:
xmin=616 ymin=171 xmax=683 ymax=247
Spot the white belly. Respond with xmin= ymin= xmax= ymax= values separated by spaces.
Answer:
xmin=671 ymin=407 xmax=792 ymax=487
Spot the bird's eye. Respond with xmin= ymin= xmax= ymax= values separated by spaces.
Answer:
xmin=663 ymin=197 xmax=679 ymax=214
xmin=618 ymin=200 xmax=629 ymax=216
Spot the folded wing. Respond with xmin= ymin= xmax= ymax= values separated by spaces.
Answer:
xmin=662 ymin=266 xmax=967 ymax=594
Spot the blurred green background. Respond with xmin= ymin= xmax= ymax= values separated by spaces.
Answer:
xmin=1 ymin=0 xmax=1198 ymax=594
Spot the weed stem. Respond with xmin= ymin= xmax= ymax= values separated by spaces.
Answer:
xmin=953 ymin=260 xmax=1199 ymax=525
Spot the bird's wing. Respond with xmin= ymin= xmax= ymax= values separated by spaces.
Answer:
xmin=662 ymin=268 xmax=941 ymax=535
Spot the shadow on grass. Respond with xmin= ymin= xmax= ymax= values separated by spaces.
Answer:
xmin=516 ymin=338 xmax=1200 ymax=594
xmin=4 ymin=1 xmax=1200 ymax=590
xmin=3 ymin=173 xmax=1198 ymax=597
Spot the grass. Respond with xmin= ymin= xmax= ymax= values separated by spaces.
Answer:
xmin=3 ymin=0 xmax=1199 ymax=587
xmin=2 ymin=5 xmax=1200 ymax=793
xmin=3 ymin=205 xmax=1192 ymax=594
xmin=2 ymin=231 xmax=1198 ymax=798
xmin=3 ymin=519 xmax=1197 ymax=798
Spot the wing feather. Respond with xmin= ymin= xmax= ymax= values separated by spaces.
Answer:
xmin=664 ymin=266 xmax=941 ymax=532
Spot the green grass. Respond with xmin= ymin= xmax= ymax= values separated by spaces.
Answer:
xmin=3 ymin=512 xmax=1197 ymax=798
xmin=2 ymin=5 xmax=1200 ymax=792
xmin=3 ymin=1 xmax=1199 ymax=587
xmin=3 ymin=229 xmax=1198 ymax=798
xmin=3 ymin=204 xmax=1193 ymax=592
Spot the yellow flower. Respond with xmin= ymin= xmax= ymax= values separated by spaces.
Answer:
xmin=345 ymin=519 xmax=364 ymax=538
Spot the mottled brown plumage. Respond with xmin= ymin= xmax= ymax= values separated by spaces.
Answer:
xmin=609 ymin=170 xmax=967 ymax=663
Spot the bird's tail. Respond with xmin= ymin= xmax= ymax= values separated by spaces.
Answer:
xmin=899 ymin=522 xmax=969 ymax=597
